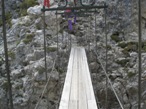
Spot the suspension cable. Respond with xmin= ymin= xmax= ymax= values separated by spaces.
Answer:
xmin=34 ymin=56 xmax=57 ymax=109
xmin=138 ymin=0 xmax=142 ymax=109
xmin=57 ymin=48 xmax=69 ymax=109
xmin=56 ymin=31 xmax=64 ymax=109
xmin=1 ymin=0 xmax=14 ymax=109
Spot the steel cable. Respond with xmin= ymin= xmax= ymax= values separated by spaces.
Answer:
xmin=95 ymin=50 xmax=124 ymax=109
xmin=34 ymin=56 xmax=57 ymax=109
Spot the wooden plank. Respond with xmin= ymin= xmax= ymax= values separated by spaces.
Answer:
xmin=78 ymin=48 xmax=88 ymax=109
xmin=68 ymin=101 xmax=78 ymax=109
xmin=59 ymin=47 xmax=98 ymax=109
xmin=88 ymin=100 xmax=98 ymax=109
xmin=69 ymin=47 xmax=78 ymax=109
xmin=82 ymin=48 xmax=95 ymax=100
xmin=80 ymin=48 xmax=92 ymax=100
xmin=59 ymin=48 xmax=75 ymax=109
xmin=81 ymin=48 xmax=98 ymax=109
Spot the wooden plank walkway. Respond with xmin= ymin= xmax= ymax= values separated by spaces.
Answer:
xmin=59 ymin=47 xmax=98 ymax=109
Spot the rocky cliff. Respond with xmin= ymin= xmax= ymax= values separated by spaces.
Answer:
xmin=0 ymin=0 xmax=146 ymax=109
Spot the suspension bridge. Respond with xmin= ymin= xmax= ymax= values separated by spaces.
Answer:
xmin=1 ymin=0 xmax=143 ymax=109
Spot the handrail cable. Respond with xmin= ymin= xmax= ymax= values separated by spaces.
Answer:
xmin=94 ymin=51 xmax=124 ymax=109
xmin=34 ymin=56 xmax=57 ymax=109
xmin=57 ymin=47 xmax=71 ymax=109
xmin=56 ymin=38 xmax=69 ymax=109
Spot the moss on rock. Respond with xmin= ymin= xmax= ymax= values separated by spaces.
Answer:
xmin=120 ymin=41 xmax=146 ymax=53
xmin=118 ymin=42 xmax=127 ymax=48
xmin=0 ymin=57 xmax=4 ymax=66
xmin=127 ymin=71 xmax=136 ymax=78
xmin=116 ymin=58 xmax=130 ymax=67
xmin=107 ymin=44 xmax=112 ymax=50
xmin=2 ymin=80 xmax=8 ymax=90
xmin=19 ymin=0 xmax=38 ymax=17
xmin=36 ymin=66 xmax=45 ymax=74
xmin=111 ymin=32 xmax=122 ymax=42
xmin=121 ymin=49 xmax=130 ymax=57
xmin=23 ymin=33 xmax=35 ymax=44
xmin=0 ymin=19 xmax=2 ymax=26
xmin=8 ymin=50 xmax=15 ymax=60
xmin=47 ymin=46 xmax=57 ymax=52
xmin=118 ymin=41 xmax=139 ymax=55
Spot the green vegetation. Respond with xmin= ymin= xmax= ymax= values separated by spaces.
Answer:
xmin=5 ymin=12 xmax=12 ymax=21
xmin=23 ymin=33 xmax=35 ymax=44
xmin=47 ymin=46 xmax=57 ymax=52
xmin=0 ymin=19 xmax=2 ymax=26
xmin=55 ymin=66 xmax=64 ymax=74
xmin=58 ymin=68 xmax=64 ymax=74
xmin=124 ymin=43 xmax=137 ymax=52
xmin=20 ymin=9 xmax=28 ymax=16
xmin=142 ymin=41 xmax=146 ymax=52
xmin=22 ymin=61 xmax=29 ymax=66
xmin=20 ymin=0 xmax=38 ymax=8
xmin=36 ymin=66 xmax=45 ymax=74
xmin=59 ymin=29 xmax=63 ymax=33
xmin=2 ymin=81 xmax=8 ymax=90
xmin=0 ymin=57 xmax=4 ymax=66
xmin=127 ymin=71 xmax=136 ymax=78
xmin=116 ymin=58 xmax=129 ymax=67
xmin=36 ymin=24 xmax=41 ymax=30
xmin=16 ymin=40 xmax=21 ymax=45
xmin=121 ymin=49 xmax=130 ymax=57
xmin=118 ymin=42 xmax=127 ymax=48
xmin=107 ymin=44 xmax=112 ymax=50
xmin=19 ymin=0 xmax=38 ymax=16
xmin=118 ymin=41 xmax=138 ymax=55
xmin=118 ymin=41 xmax=146 ymax=53
xmin=111 ymin=32 xmax=122 ymax=42
xmin=2 ymin=12 xmax=12 ymax=27
xmin=8 ymin=50 xmax=15 ymax=60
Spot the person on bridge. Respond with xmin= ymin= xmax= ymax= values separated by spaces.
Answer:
xmin=65 ymin=2 xmax=76 ymax=31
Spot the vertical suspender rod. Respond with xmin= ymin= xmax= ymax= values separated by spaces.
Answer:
xmin=43 ymin=6 xmax=48 ymax=81
xmin=104 ymin=5 xmax=108 ymax=109
xmin=1 ymin=0 xmax=14 ymax=109
xmin=138 ymin=0 xmax=142 ymax=109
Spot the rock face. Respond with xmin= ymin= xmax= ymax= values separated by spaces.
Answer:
xmin=0 ymin=0 xmax=146 ymax=109
xmin=0 ymin=2 xmax=67 ymax=109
